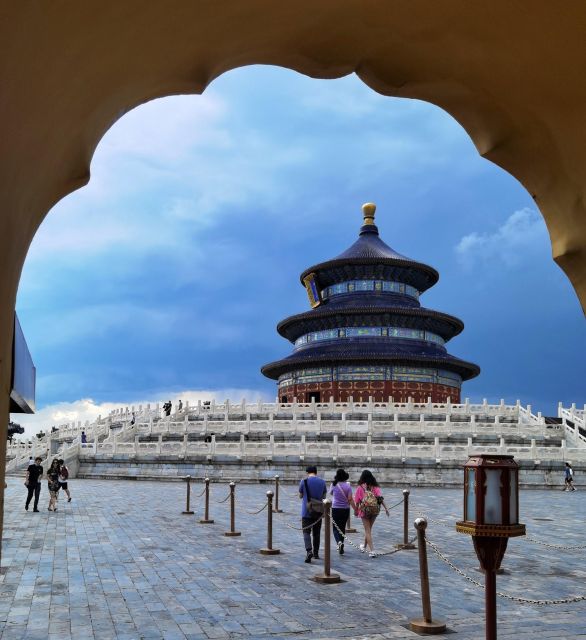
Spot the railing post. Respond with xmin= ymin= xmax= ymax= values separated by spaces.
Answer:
xmin=346 ymin=510 xmax=357 ymax=533
xmin=182 ymin=475 xmax=194 ymax=515
xmin=224 ymin=482 xmax=241 ymax=537
xmin=199 ymin=478 xmax=214 ymax=524
xmin=260 ymin=491 xmax=280 ymax=555
xmin=273 ymin=475 xmax=283 ymax=513
xmin=409 ymin=518 xmax=446 ymax=634
xmin=314 ymin=499 xmax=340 ymax=584
xmin=396 ymin=489 xmax=415 ymax=549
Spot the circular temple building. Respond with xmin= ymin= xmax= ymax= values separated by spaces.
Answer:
xmin=261 ymin=203 xmax=479 ymax=403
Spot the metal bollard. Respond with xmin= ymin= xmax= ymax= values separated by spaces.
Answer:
xmin=199 ymin=477 xmax=214 ymax=524
xmin=182 ymin=475 xmax=194 ymax=515
xmin=346 ymin=511 xmax=357 ymax=533
xmin=260 ymin=491 xmax=280 ymax=555
xmin=409 ymin=518 xmax=446 ymax=634
xmin=273 ymin=475 xmax=283 ymax=513
xmin=396 ymin=489 xmax=415 ymax=549
xmin=314 ymin=499 xmax=341 ymax=584
xmin=224 ymin=482 xmax=241 ymax=537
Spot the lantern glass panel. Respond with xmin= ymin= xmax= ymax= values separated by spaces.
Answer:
xmin=465 ymin=467 xmax=476 ymax=522
xmin=484 ymin=469 xmax=503 ymax=524
xmin=509 ymin=469 xmax=518 ymax=524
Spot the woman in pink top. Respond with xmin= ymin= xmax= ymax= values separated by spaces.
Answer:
xmin=354 ymin=469 xmax=389 ymax=557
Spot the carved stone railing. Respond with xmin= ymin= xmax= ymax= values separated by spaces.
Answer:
xmin=83 ymin=433 xmax=586 ymax=464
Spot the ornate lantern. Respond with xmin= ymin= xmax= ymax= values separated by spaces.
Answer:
xmin=456 ymin=455 xmax=525 ymax=640
xmin=457 ymin=454 xmax=525 ymax=537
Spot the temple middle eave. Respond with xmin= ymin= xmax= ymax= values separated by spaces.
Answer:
xmin=276 ymin=306 xmax=464 ymax=342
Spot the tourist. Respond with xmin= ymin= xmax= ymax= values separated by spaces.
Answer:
xmin=299 ymin=465 xmax=327 ymax=563
xmin=24 ymin=456 xmax=43 ymax=512
xmin=58 ymin=458 xmax=72 ymax=502
xmin=81 ymin=431 xmax=87 ymax=444
xmin=178 ymin=399 xmax=183 ymax=412
xmin=28 ymin=455 xmax=33 ymax=467
xmin=130 ymin=412 xmax=135 ymax=426
xmin=354 ymin=469 xmax=389 ymax=557
xmin=564 ymin=462 xmax=576 ymax=491
xmin=328 ymin=468 xmax=354 ymax=555
xmin=47 ymin=459 xmax=61 ymax=511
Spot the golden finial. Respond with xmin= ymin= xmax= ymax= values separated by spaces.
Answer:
xmin=362 ymin=202 xmax=376 ymax=226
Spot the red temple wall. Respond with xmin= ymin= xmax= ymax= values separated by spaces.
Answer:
xmin=278 ymin=380 xmax=460 ymax=404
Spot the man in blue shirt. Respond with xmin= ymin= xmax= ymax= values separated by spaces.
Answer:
xmin=299 ymin=465 xmax=327 ymax=563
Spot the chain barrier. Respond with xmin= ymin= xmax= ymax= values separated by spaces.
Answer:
xmin=425 ymin=535 xmax=586 ymax=606
xmin=216 ymin=491 xmax=232 ymax=504
xmin=376 ymin=534 xmax=418 ymax=557
xmin=331 ymin=519 xmax=416 ymax=557
xmin=194 ymin=486 xmax=207 ymax=498
xmin=416 ymin=511 xmax=586 ymax=552
xmin=415 ymin=512 xmax=456 ymax=528
xmin=245 ymin=502 xmax=269 ymax=516
xmin=524 ymin=536 xmax=586 ymax=551
xmin=386 ymin=496 xmax=405 ymax=510
xmin=283 ymin=515 xmax=325 ymax=531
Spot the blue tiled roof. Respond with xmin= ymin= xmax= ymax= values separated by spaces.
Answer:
xmin=334 ymin=224 xmax=412 ymax=261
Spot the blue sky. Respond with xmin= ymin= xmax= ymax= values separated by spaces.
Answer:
xmin=13 ymin=66 xmax=585 ymax=433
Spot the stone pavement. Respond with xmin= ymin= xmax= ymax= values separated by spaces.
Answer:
xmin=1 ymin=477 xmax=585 ymax=640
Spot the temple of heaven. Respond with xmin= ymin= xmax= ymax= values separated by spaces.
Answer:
xmin=261 ymin=203 xmax=480 ymax=403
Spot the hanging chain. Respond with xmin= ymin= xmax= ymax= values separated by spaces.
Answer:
xmin=524 ymin=536 xmax=586 ymax=551
xmin=216 ymin=492 xmax=232 ymax=504
xmin=283 ymin=515 xmax=325 ymax=531
xmin=416 ymin=511 xmax=586 ymax=551
xmin=415 ymin=512 xmax=455 ymax=528
xmin=331 ymin=518 xmax=416 ymax=557
xmin=245 ymin=502 xmax=269 ymax=516
xmin=386 ymin=497 xmax=405 ymax=510
xmin=425 ymin=536 xmax=586 ymax=605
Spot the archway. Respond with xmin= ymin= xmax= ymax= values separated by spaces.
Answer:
xmin=1 ymin=1 xmax=585 ymax=554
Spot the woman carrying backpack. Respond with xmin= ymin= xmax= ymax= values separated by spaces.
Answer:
xmin=354 ymin=469 xmax=389 ymax=557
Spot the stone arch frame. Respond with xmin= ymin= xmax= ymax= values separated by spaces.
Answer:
xmin=1 ymin=2 xmax=585 ymax=548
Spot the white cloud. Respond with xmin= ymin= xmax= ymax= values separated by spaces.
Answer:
xmin=10 ymin=388 xmax=269 ymax=439
xmin=24 ymin=91 xmax=311 ymax=268
xmin=455 ymin=208 xmax=548 ymax=267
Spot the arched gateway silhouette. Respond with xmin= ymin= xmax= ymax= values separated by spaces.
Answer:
xmin=1 ymin=2 xmax=585 ymax=554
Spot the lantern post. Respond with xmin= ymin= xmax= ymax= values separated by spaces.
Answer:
xmin=456 ymin=455 xmax=525 ymax=640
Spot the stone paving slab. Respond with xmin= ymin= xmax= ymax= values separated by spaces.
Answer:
xmin=1 ymin=477 xmax=585 ymax=639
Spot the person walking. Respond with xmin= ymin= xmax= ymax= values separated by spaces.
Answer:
xmin=80 ymin=431 xmax=87 ymax=444
xmin=328 ymin=468 xmax=354 ymax=555
xmin=58 ymin=459 xmax=72 ymax=502
xmin=354 ymin=469 xmax=389 ymax=557
xmin=24 ymin=456 xmax=43 ymax=512
xmin=47 ymin=459 xmax=61 ymax=511
xmin=298 ymin=465 xmax=327 ymax=563
xmin=564 ymin=462 xmax=576 ymax=491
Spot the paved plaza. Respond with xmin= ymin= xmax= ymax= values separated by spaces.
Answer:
xmin=0 ymin=477 xmax=585 ymax=640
